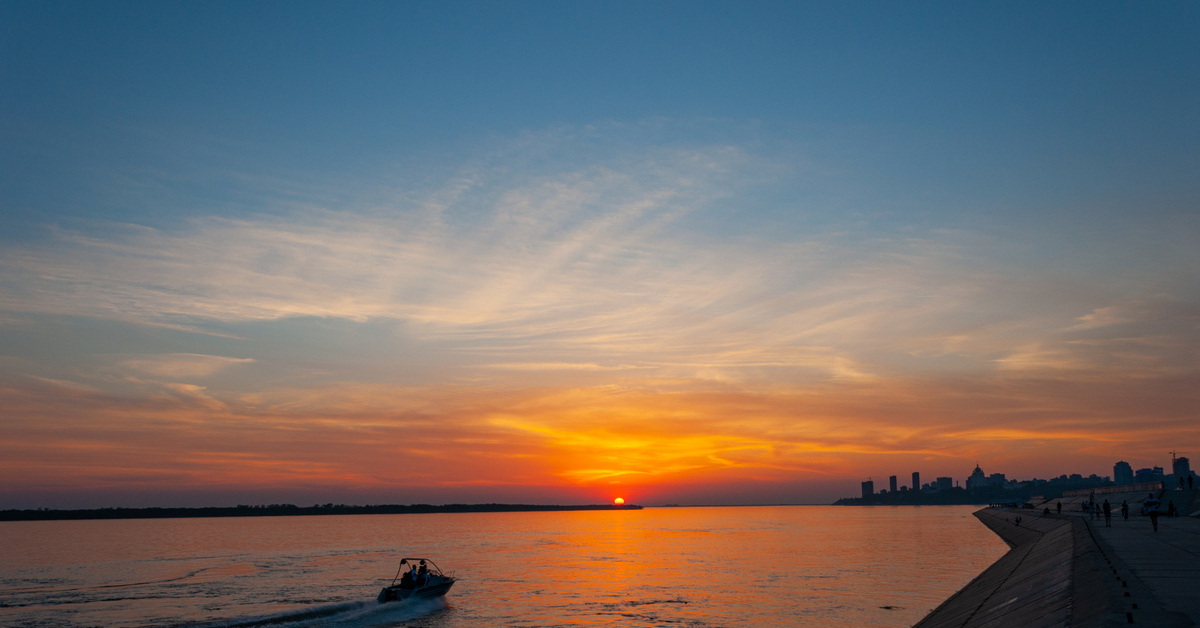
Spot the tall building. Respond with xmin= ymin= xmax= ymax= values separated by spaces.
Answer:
xmin=889 ymin=475 xmax=898 ymax=493
xmin=1173 ymin=456 xmax=1191 ymax=479
xmin=936 ymin=477 xmax=953 ymax=491
xmin=861 ymin=480 xmax=874 ymax=499
xmin=1114 ymin=461 xmax=1133 ymax=485
xmin=912 ymin=471 xmax=920 ymax=492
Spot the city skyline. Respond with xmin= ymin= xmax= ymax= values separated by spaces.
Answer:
xmin=2 ymin=2 xmax=1199 ymax=508
xmin=859 ymin=454 xmax=1193 ymax=498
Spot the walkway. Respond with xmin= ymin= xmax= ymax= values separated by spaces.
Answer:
xmin=1078 ymin=501 xmax=1200 ymax=626
xmin=913 ymin=488 xmax=1200 ymax=627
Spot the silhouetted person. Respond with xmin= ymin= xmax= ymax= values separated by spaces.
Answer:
xmin=1145 ymin=493 xmax=1160 ymax=532
xmin=1103 ymin=499 xmax=1112 ymax=526
xmin=1056 ymin=501 xmax=1062 ymax=515
xmin=407 ymin=565 xmax=420 ymax=587
xmin=1121 ymin=500 xmax=1129 ymax=520
xmin=1168 ymin=500 xmax=1177 ymax=518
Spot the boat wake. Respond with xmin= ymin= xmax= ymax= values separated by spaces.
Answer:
xmin=193 ymin=597 xmax=447 ymax=628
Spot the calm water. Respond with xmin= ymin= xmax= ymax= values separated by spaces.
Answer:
xmin=0 ymin=506 xmax=1007 ymax=628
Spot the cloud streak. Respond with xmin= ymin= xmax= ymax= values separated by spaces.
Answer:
xmin=6 ymin=151 xmax=1191 ymax=387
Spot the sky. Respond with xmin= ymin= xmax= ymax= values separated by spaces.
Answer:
xmin=2 ymin=1 xmax=1198 ymax=509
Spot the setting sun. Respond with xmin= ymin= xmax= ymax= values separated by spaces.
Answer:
xmin=613 ymin=497 xmax=625 ymax=505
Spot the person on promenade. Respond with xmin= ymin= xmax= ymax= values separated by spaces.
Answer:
xmin=1056 ymin=501 xmax=1062 ymax=515
xmin=1121 ymin=500 xmax=1129 ymax=521
xmin=1145 ymin=493 xmax=1161 ymax=532
xmin=1089 ymin=491 xmax=1096 ymax=520
xmin=1103 ymin=499 xmax=1112 ymax=527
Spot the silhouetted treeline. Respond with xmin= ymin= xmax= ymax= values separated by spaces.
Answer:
xmin=0 ymin=502 xmax=643 ymax=521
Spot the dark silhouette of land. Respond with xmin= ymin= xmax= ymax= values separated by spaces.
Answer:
xmin=0 ymin=502 xmax=643 ymax=522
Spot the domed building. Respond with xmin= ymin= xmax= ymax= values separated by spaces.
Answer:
xmin=966 ymin=463 xmax=988 ymax=490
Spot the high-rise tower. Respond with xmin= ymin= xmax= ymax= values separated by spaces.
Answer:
xmin=1114 ymin=461 xmax=1133 ymax=485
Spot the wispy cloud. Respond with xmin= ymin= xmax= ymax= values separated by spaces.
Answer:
xmin=117 ymin=354 xmax=255 ymax=380
xmin=3 ymin=141 xmax=1196 ymax=391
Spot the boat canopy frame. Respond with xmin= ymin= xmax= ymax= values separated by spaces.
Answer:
xmin=388 ymin=557 xmax=450 ymax=586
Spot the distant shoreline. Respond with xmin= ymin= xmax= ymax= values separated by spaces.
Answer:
xmin=0 ymin=503 xmax=643 ymax=522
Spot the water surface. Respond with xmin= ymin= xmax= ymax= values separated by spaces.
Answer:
xmin=0 ymin=505 xmax=1007 ymax=627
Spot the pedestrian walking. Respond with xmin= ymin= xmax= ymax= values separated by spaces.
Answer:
xmin=1145 ymin=493 xmax=1161 ymax=532
xmin=1103 ymin=499 xmax=1112 ymax=527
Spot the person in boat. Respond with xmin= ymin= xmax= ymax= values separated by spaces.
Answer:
xmin=418 ymin=561 xmax=429 ymax=584
xmin=399 ymin=568 xmax=414 ymax=588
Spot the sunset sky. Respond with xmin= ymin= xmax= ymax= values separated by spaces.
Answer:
xmin=2 ymin=2 xmax=1198 ymax=509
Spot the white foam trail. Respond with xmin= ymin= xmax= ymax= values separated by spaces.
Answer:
xmin=192 ymin=597 xmax=447 ymax=628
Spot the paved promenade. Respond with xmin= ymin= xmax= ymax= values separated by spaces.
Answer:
xmin=1080 ymin=502 xmax=1200 ymax=626
xmin=914 ymin=489 xmax=1200 ymax=627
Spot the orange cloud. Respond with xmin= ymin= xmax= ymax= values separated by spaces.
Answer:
xmin=4 ymin=365 xmax=1195 ymax=508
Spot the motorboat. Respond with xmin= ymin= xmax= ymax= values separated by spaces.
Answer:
xmin=377 ymin=557 xmax=456 ymax=603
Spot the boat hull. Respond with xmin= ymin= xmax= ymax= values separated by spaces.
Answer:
xmin=377 ymin=578 xmax=455 ymax=603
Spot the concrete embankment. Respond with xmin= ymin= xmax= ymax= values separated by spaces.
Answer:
xmin=914 ymin=506 xmax=1198 ymax=627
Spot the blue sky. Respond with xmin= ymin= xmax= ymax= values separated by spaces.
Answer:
xmin=1 ymin=2 xmax=1198 ymax=508
xmin=7 ymin=2 xmax=1196 ymax=227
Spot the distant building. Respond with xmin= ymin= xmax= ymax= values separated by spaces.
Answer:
xmin=889 ymin=475 xmax=898 ymax=493
xmin=966 ymin=464 xmax=987 ymax=490
xmin=1134 ymin=467 xmax=1163 ymax=482
xmin=936 ymin=477 xmax=953 ymax=491
xmin=1173 ymin=456 xmax=1191 ymax=480
xmin=1114 ymin=461 xmax=1133 ymax=485
xmin=912 ymin=471 xmax=920 ymax=492
xmin=862 ymin=480 xmax=874 ymax=499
